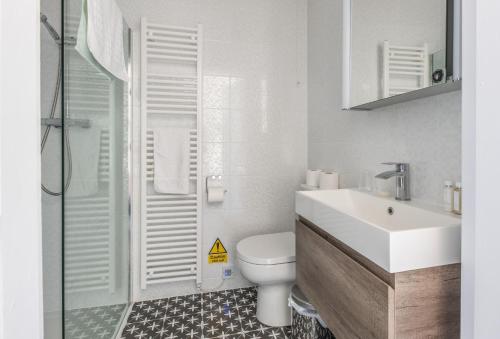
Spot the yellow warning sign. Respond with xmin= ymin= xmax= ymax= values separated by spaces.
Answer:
xmin=208 ymin=238 xmax=228 ymax=264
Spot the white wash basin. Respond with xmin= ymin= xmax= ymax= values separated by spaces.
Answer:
xmin=295 ymin=189 xmax=461 ymax=273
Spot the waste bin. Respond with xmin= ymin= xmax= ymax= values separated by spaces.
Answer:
xmin=288 ymin=285 xmax=335 ymax=339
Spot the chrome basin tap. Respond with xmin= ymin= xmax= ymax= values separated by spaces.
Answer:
xmin=375 ymin=162 xmax=411 ymax=201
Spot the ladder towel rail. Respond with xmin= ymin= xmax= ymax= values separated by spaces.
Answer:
xmin=383 ymin=41 xmax=429 ymax=98
xmin=140 ymin=18 xmax=203 ymax=289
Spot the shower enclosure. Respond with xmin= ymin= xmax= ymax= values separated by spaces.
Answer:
xmin=41 ymin=0 xmax=131 ymax=338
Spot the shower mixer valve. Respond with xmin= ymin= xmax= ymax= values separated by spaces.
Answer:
xmin=41 ymin=118 xmax=91 ymax=128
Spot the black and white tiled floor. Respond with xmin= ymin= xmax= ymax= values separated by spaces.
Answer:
xmin=120 ymin=287 xmax=292 ymax=339
xmin=65 ymin=303 xmax=127 ymax=339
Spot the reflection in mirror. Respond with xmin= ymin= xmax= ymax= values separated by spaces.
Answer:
xmin=349 ymin=0 xmax=449 ymax=107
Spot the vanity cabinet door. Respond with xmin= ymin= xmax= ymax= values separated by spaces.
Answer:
xmin=296 ymin=220 xmax=395 ymax=339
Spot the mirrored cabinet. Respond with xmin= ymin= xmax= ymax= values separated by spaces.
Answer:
xmin=342 ymin=0 xmax=461 ymax=110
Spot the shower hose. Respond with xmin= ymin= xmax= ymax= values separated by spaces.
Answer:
xmin=41 ymin=35 xmax=73 ymax=196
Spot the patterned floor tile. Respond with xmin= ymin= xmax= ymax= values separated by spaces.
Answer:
xmin=203 ymin=314 xmax=242 ymax=338
xmin=242 ymin=327 xmax=287 ymax=339
xmin=240 ymin=315 xmax=268 ymax=333
xmin=65 ymin=303 xmax=127 ymax=339
xmin=128 ymin=299 xmax=168 ymax=324
xmin=153 ymin=317 xmax=204 ymax=339
xmin=206 ymin=303 xmax=241 ymax=319
xmin=238 ymin=288 xmax=258 ymax=304
xmin=119 ymin=287 xmax=296 ymax=339
xmin=170 ymin=296 xmax=202 ymax=315
xmin=238 ymin=304 xmax=256 ymax=318
xmin=281 ymin=326 xmax=292 ymax=338
xmin=182 ymin=313 xmax=204 ymax=327
xmin=202 ymin=291 xmax=235 ymax=310
xmin=121 ymin=321 xmax=156 ymax=339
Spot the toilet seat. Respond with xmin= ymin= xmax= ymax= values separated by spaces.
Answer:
xmin=237 ymin=232 xmax=295 ymax=265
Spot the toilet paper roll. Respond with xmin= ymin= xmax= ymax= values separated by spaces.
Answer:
xmin=306 ymin=169 xmax=322 ymax=187
xmin=208 ymin=187 xmax=225 ymax=203
xmin=319 ymin=171 xmax=339 ymax=190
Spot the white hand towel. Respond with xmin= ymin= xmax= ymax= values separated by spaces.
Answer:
xmin=76 ymin=0 xmax=128 ymax=81
xmin=67 ymin=127 xmax=101 ymax=197
xmin=154 ymin=128 xmax=191 ymax=194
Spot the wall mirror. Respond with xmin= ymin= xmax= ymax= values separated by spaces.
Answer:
xmin=342 ymin=0 xmax=461 ymax=110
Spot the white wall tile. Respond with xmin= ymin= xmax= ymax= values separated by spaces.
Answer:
xmin=203 ymin=76 xmax=231 ymax=109
xmin=227 ymin=175 xmax=297 ymax=211
xmin=203 ymin=143 xmax=224 ymax=177
xmin=229 ymin=143 xmax=287 ymax=177
xmin=119 ymin=0 xmax=308 ymax=300
xmin=200 ymin=0 xmax=235 ymax=43
xmin=231 ymin=0 xmax=297 ymax=45
xmin=229 ymin=108 xmax=282 ymax=143
xmin=203 ymin=41 xmax=234 ymax=76
xmin=203 ymin=109 xmax=229 ymax=143
xmin=118 ymin=0 xmax=201 ymax=30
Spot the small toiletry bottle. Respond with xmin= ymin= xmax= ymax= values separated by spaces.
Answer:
xmin=443 ymin=181 xmax=454 ymax=212
xmin=452 ymin=182 xmax=462 ymax=215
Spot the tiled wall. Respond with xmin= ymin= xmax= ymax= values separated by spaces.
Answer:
xmin=119 ymin=0 xmax=308 ymax=300
xmin=308 ymin=0 xmax=461 ymax=206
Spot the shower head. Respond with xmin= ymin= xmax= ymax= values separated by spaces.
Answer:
xmin=40 ymin=13 xmax=61 ymax=42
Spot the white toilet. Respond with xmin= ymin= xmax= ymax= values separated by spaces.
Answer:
xmin=236 ymin=232 xmax=296 ymax=327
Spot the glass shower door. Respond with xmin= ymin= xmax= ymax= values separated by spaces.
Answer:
xmin=62 ymin=1 xmax=131 ymax=338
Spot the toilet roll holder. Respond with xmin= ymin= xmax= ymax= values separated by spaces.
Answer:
xmin=206 ymin=175 xmax=228 ymax=194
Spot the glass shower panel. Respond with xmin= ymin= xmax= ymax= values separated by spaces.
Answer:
xmin=40 ymin=1 xmax=63 ymax=338
xmin=62 ymin=1 xmax=130 ymax=338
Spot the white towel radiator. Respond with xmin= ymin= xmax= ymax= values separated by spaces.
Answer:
xmin=64 ymin=15 xmax=117 ymax=294
xmin=383 ymin=41 xmax=429 ymax=98
xmin=140 ymin=18 xmax=203 ymax=289
xmin=65 ymin=130 xmax=116 ymax=294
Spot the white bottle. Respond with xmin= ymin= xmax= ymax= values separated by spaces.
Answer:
xmin=453 ymin=182 xmax=462 ymax=215
xmin=443 ymin=181 xmax=454 ymax=212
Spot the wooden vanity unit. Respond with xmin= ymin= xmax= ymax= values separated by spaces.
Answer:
xmin=296 ymin=217 xmax=461 ymax=339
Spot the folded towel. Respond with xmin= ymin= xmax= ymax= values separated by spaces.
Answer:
xmin=154 ymin=128 xmax=191 ymax=194
xmin=76 ymin=0 xmax=128 ymax=81
xmin=67 ymin=127 xmax=101 ymax=197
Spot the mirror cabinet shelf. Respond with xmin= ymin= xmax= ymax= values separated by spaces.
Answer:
xmin=350 ymin=79 xmax=461 ymax=111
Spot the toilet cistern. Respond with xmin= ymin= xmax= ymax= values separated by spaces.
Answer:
xmin=375 ymin=162 xmax=411 ymax=201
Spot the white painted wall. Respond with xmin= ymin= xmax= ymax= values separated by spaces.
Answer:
xmin=461 ymin=0 xmax=500 ymax=337
xmin=117 ymin=0 xmax=308 ymax=301
xmin=308 ymin=0 xmax=461 ymax=207
xmin=0 ymin=0 xmax=44 ymax=338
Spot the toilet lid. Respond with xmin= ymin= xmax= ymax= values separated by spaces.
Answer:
xmin=237 ymin=232 xmax=295 ymax=265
